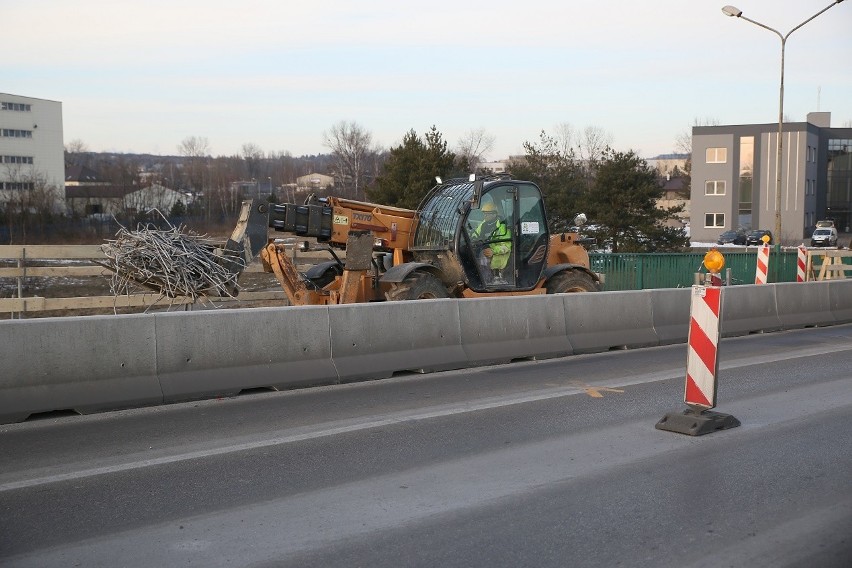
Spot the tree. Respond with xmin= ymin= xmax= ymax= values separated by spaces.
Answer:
xmin=323 ymin=121 xmax=376 ymax=200
xmin=456 ymin=128 xmax=495 ymax=172
xmin=577 ymin=126 xmax=613 ymax=165
xmin=510 ymin=130 xmax=585 ymax=232
xmin=241 ymin=143 xmax=264 ymax=180
xmin=368 ymin=126 xmax=456 ymax=209
xmin=177 ymin=136 xmax=210 ymax=191
xmin=178 ymin=136 xmax=211 ymax=217
xmin=0 ymin=168 xmax=60 ymax=244
xmin=675 ymin=117 xmax=719 ymax=202
xmin=170 ymin=199 xmax=186 ymax=217
xmin=581 ymin=149 xmax=688 ymax=253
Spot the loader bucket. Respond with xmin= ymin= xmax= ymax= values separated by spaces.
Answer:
xmin=218 ymin=199 xmax=270 ymax=277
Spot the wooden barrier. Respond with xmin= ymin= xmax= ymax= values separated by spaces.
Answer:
xmin=0 ymin=245 xmax=285 ymax=316
xmin=805 ymin=249 xmax=852 ymax=281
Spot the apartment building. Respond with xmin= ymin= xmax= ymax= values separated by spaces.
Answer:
xmin=691 ymin=112 xmax=852 ymax=245
xmin=0 ymin=93 xmax=64 ymax=211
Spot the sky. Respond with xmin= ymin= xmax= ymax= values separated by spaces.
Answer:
xmin=6 ymin=0 xmax=852 ymax=161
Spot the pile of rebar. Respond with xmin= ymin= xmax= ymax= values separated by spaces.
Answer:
xmin=99 ymin=218 xmax=244 ymax=305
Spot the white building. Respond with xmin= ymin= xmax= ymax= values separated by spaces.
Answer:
xmin=124 ymin=184 xmax=192 ymax=215
xmin=0 ymin=94 xmax=64 ymax=211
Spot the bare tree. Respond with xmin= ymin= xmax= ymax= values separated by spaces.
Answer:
xmin=676 ymin=117 xmax=720 ymax=155
xmin=65 ymin=139 xmax=89 ymax=154
xmin=456 ymin=128 xmax=495 ymax=172
xmin=577 ymin=126 xmax=613 ymax=165
xmin=178 ymin=136 xmax=211 ymax=216
xmin=554 ymin=122 xmax=575 ymax=158
xmin=0 ymin=167 xmax=60 ymax=244
xmin=323 ymin=121 xmax=374 ymax=200
xmin=241 ymin=143 xmax=264 ymax=180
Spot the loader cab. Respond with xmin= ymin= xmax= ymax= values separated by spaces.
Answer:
xmin=459 ymin=182 xmax=550 ymax=291
xmin=412 ymin=176 xmax=550 ymax=292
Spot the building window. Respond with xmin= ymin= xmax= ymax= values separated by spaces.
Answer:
xmin=1 ymin=129 xmax=33 ymax=138
xmin=705 ymin=180 xmax=726 ymax=195
xmin=705 ymin=213 xmax=725 ymax=228
xmin=738 ymin=136 xmax=753 ymax=229
xmin=2 ymin=155 xmax=34 ymax=164
xmin=706 ymin=147 xmax=727 ymax=164
xmin=0 ymin=182 xmax=35 ymax=190
xmin=1 ymin=101 xmax=32 ymax=112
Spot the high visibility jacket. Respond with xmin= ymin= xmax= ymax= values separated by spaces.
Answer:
xmin=473 ymin=218 xmax=511 ymax=270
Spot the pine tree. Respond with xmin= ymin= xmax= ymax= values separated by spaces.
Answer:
xmin=367 ymin=126 xmax=457 ymax=209
xmin=582 ymin=149 xmax=688 ymax=253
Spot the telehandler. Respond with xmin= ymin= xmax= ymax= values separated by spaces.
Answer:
xmin=230 ymin=174 xmax=601 ymax=305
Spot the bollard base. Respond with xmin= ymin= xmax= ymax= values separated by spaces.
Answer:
xmin=655 ymin=408 xmax=741 ymax=436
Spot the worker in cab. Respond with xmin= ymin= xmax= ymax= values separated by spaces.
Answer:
xmin=472 ymin=201 xmax=512 ymax=284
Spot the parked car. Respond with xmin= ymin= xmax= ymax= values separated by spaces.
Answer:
xmin=745 ymin=229 xmax=773 ymax=246
xmin=811 ymin=227 xmax=838 ymax=247
xmin=717 ymin=229 xmax=747 ymax=245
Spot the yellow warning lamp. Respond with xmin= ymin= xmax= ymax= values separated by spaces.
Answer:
xmin=703 ymin=249 xmax=725 ymax=273
xmin=761 ymin=234 xmax=771 ymax=244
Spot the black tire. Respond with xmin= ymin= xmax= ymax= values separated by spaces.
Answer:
xmin=545 ymin=270 xmax=599 ymax=294
xmin=385 ymin=272 xmax=450 ymax=301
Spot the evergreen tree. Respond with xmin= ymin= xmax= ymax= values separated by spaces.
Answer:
xmin=510 ymin=130 xmax=586 ymax=232
xmin=170 ymin=199 xmax=186 ymax=218
xmin=582 ymin=149 xmax=688 ymax=253
xmin=367 ymin=126 xmax=457 ymax=209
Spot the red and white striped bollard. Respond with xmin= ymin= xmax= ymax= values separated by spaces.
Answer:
xmin=755 ymin=244 xmax=770 ymax=284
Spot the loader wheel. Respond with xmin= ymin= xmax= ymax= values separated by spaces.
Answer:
xmin=546 ymin=270 xmax=599 ymax=294
xmin=385 ymin=272 xmax=450 ymax=301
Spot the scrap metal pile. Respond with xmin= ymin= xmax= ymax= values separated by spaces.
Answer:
xmin=99 ymin=218 xmax=244 ymax=305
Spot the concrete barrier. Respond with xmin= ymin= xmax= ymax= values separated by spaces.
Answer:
xmin=563 ymin=290 xmax=658 ymax=353
xmin=829 ymin=279 xmax=852 ymax=324
xmin=155 ymin=306 xmax=337 ymax=402
xmin=775 ymin=281 xmax=835 ymax=329
xmin=1 ymin=283 xmax=848 ymax=424
xmin=330 ymin=299 xmax=467 ymax=382
xmin=0 ymin=315 xmax=161 ymax=423
xmin=458 ymin=295 xmax=571 ymax=365
xmin=720 ymin=285 xmax=782 ymax=337
xmin=648 ymin=288 xmax=692 ymax=345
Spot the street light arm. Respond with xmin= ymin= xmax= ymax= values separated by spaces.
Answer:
xmin=785 ymin=1 xmax=844 ymax=40
xmin=738 ymin=15 xmax=782 ymax=40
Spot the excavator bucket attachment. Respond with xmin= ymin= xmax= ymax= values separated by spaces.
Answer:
xmin=217 ymin=200 xmax=269 ymax=278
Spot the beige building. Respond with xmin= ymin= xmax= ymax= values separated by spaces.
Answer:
xmin=0 ymin=94 xmax=65 ymax=211
xmin=296 ymin=173 xmax=334 ymax=192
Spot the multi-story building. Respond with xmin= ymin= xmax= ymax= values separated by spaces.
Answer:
xmin=690 ymin=112 xmax=852 ymax=245
xmin=0 ymin=94 xmax=65 ymax=212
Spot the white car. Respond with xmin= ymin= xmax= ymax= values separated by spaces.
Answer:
xmin=810 ymin=227 xmax=838 ymax=247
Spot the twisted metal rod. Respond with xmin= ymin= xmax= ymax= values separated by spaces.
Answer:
xmin=98 ymin=213 xmax=244 ymax=310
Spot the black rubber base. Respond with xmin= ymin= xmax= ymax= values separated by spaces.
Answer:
xmin=655 ymin=408 xmax=741 ymax=436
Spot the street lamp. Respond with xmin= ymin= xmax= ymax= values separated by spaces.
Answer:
xmin=722 ymin=1 xmax=845 ymax=248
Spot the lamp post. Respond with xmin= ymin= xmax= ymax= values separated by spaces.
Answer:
xmin=722 ymin=1 xmax=845 ymax=249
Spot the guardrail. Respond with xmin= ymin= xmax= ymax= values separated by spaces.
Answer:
xmin=1 ymin=279 xmax=850 ymax=424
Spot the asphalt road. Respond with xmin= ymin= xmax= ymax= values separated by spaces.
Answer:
xmin=1 ymin=324 xmax=851 ymax=567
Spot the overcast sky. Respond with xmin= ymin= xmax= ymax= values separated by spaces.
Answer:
xmin=7 ymin=0 xmax=852 ymax=160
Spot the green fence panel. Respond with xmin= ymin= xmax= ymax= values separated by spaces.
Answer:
xmin=589 ymin=250 xmax=801 ymax=291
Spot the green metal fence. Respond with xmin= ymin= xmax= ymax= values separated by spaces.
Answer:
xmin=589 ymin=250 xmax=812 ymax=291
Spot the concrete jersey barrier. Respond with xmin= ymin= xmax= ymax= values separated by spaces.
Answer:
xmin=1 ymin=280 xmax=850 ymax=424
